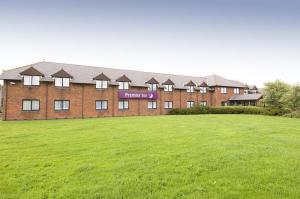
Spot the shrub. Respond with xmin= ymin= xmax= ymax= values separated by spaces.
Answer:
xmin=283 ymin=110 xmax=300 ymax=118
xmin=168 ymin=106 xmax=288 ymax=116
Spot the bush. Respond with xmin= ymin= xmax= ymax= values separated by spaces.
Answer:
xmin=168 ymin=106 xmax=288 ymax=116
xmin=283 ymin=110 xmax=300 ymax=118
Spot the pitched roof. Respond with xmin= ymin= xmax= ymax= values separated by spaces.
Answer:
xmin=204 ymin=74 xmax=245 ymax=88
xmin=51 ymin=69 xmax=73 ymax=78
xmin=145 ymin=77 xmax=159 ymax=84
xmin=93 ymin=73 xmax=110 ymax=81
xmin=184 ymin=80 xmax=196 ymax=86
xmin=19 ymin=67 xmax=44 ymax=77
xmin=0 ymin=61 xmax=248 ymax=88
xmin=199 ymin=81 xmax=208 ymax=87
xmin=229 ymin=94 xmax=263 ymax=101
xmin=162 ymin=78 xmax=175 ymax=85
xmin=116 ymin=74 xmax=131 ymax=82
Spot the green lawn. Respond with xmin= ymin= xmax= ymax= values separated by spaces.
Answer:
xmin=0 ymin=115 xmax=300 ymax=199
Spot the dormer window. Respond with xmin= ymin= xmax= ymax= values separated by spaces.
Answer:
xmin=234 ymin=88 xmax=240 ymax=94
xmin=187 ymin=86 xmax=194 ymax=93
xmin=148 ymin=84 xmax=157 ymax=91
xmin=162 ymin=79 xmax=175 ymax=92
xmin=116 ymin=75 xmax=131 ymax=90
xmin=51 ymin=69 xmax=73 ymax=88
xmin=23 ymin=76 xmax=40 ymax=86
xmin=199 ymin=87 xmax=207 ymax=93
xmin=96 ymin=80 xmax=108 ymax=89
xmin=55 ymin=78 xmax=70 ymax=87
xmin=19 ymin=67 xmax=44 ymax=86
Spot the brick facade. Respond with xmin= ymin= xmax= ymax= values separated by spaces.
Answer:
xmin=2 ymin=80 xmax=244 ymax=120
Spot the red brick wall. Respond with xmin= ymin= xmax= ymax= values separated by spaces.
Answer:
xmin=2 ymin=80 xmax=243 ymax=120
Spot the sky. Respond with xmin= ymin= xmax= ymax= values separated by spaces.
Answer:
xmin=0 ymin=0 xmax=299 ymax=87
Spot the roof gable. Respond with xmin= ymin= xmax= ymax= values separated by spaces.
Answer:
xmin=93 ymin=73 xmax=110 ymax=81
xmin=19 ymin=67 xmax=44 ymax=77
xmin=116 ymin=75 xmax=131 ymax=82
xmin=199 ymin=81 xmax=208 ymax=87
xmin=184 ymin=80 xmax=196 ymax=86
xmin=51 ymin=69 xmax=73 ymax=78
xmin=162 ymin=78 xmax=175 ymax=85
xmin=145 ymin=77 xmax=159 ymax=84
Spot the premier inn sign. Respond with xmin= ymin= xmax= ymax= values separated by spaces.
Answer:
xmin=118 ymin=91 xmax=158 ymax=100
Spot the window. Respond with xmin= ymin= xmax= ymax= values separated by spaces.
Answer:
xmin=54 ymin=100 xmax=70 ymax=111
xmin=221 ymin=87 xmax=227 ymax=94
xmin=23 ymin=76 xmax=40 ymax=86
xmin=148 ymin=101 xmax=157 ymax=109
xmin=187 ymin=86 xmax=194 ymax=93
xmin=119 ymin=100 xmax=129 ymax=110
xmin=199 ymin=87 xmax=207 ymax=94
xmin=221 ymin=101 xmax=228 ymax=106
xmin=164 ymin=101 xmax=173 ymax=109
xmin=187 ymin=101 xmax=195 ymax=108
xmin=244 ymin=89 xmax=249 ymax=94
xmin=22 ymin=100 xmax=39 ymax=111
xmin=96 ymin=100 xmax=108 ymax=110
xmin=200 ymin=101 xmax=207 ymax=106
xmin=55 ymin=78 xmax=70 ymax=87
xmin=164 ymin=85 xmax=173 ymax=92
xmin=96 ymin=80 xmax=108 ymax=89
xmin=148 ymin=84 xmax=157 ymax=91
xmin=118 ymin=82 xmax=129 ymax=90
xmin=234 ymin=88 xmax=240 ymax=94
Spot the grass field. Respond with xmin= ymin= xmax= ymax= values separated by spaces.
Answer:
xmin=0 ymin=115 xmax=300 ymax=199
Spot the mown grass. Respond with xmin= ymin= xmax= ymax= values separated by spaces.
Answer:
xmin=0 ymin=115 xmax=299 ymax=199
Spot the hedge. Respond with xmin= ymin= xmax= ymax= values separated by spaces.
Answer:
xmin=168 ymin=106 xmax=288 ymax=116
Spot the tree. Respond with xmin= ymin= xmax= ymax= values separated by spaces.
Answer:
xmin=263 ymin=80 xmax=290 ymax=109
xmin=286 ymin=84 xmax=300 ymax=111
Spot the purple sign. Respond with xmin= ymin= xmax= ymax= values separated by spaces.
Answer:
xmin=119 ymin=91 xmax=158 ymax=100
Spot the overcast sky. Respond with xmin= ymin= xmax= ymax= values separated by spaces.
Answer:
xmin=1 ymin=0 xmax=299 ymax=87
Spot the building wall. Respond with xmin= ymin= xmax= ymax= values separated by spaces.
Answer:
xmin=2 ymin=80 xmax=242 ymax=120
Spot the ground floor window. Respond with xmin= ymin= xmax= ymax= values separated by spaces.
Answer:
xmin=164 ymin=101 xmax=173 ymax=109
xmin=148 ymin=101 xmax=157 ymax=109
xmin=22 ymin=99 xmax=40 ymax=111
xmin=187 ymin=101 xmax=195 ymax=108
xmin=200 ymin=101 xmax=207 ymax=106
xmin=221 ymin=101 xmax=228 ymax=106
xmin=119 ymin=100 xmax=129 ymax=110
xmin=96 ymin=100 xmax=108 ymax=110
xmin=54 ymin=100 xmax=70 ymax=111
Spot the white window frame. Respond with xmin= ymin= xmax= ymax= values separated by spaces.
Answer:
xmin=187 ymin=101 xmax=195 ymax=108
xmin=118 ymin=100 xmax=129 ymax=110
xmin=22 ymin=99 xmax=40 ymax=111
xmin=55 ymin=78 xmax=70 ymax=87
xmin=164 ymin=101 xmax=173 ymax=109
xmin=96 ymin=100 xmax=108 ymax=110
xmin=118 ymin=82 xmax=129 ymax=90
xmin=187 ymin=86 xmax=194 ymax=93
xmin=96 ymin=80 xmax=108 ymax=89
xmin=199 ymin=87 xmax=207 ymax=94
xmin=221 ymin=87 xmax=227 ymax=94
xmin=23 ymin=76 xmax=40 ymax=86
xmin=148 ymin=101 xmax=157 ymax=109
xmin=164 ymin=85 xmax=173 ymax=92
xmin=54 ymin=100 xmax=70 ymax=111
xmin=200 ymin=101 xmax=207 ymax=106
xmin=148 ymin=84 xmax=157 ymax=91
xmin=234 ymin=88 xmax=240 ymax=94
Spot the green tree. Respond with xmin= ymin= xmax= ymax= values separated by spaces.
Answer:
xmin=263 ymin=80 xmax=290 ymax=109
xmin=286 ymin=84 xmax=300 ymax=111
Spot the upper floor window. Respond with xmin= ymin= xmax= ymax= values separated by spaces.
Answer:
xmin=199 ymin=87 xmax=207 ymax=94
xmin=119 ymin=82 xmax=129 ymax=90
xmin=164 ymin=85 xmax=173 ymax=92
xmin=96 ymin=80 xmax=108 ymax=89
xmin=234 ymin=88 xmax=240 ymax=94
xmin=187 ymin=101 xmax=195 ymax=108
xmin=22 ymin=99 xmax=40 ymax=111
xmin=148 ymin=84 xmax=157 ymax=91
xmin=148 ymin=101 xmax=157 ymax=109
xmin=187 ymin=86 xmax=194 ymax=93
xmin=244 ymin=89 xmax=249 ymax=94
xmin=23 ymin=76 xmax=40 ymax=86
xmin=55 ymin=78 xmax=70 ymax=87
xmin=221 ymin=87 xmax=227 ymax=94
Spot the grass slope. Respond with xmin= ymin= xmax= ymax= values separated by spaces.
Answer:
xmin=0 ymin=115 xmax=300 ymax=199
